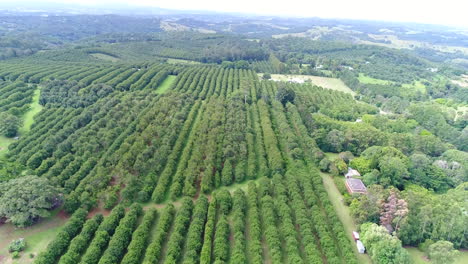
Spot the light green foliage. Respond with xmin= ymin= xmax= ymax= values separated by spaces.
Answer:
xmin=360 ymin=222 xmax=411 ymax=264
xmin=428 ymin=240 xmax=459 ymax=264
xmin=8 ymin=238 xmax=26 ymax=253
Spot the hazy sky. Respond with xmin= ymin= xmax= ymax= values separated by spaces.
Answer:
xmin=7 ymin=0 xmax=468 ymax=28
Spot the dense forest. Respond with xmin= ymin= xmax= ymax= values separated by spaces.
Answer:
xmin=0 ymin=10 xmax=466 ymax=264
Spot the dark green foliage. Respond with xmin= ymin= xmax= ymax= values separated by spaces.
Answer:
xmin=213 ymin=214 xmax=230 ymax=262
xmin=79 ymin=205 xmax=126 ymax=264
xmin=275 ymin=85 xmax=296 ymax=105
xmin=98 ymin=204 xmax=142 ymax=264
xmin=34 ymin=209 xmax=88 ymax=264
xmin=182 ymin=196 xmax=209 ymax=264
xmin=164 ymin=198 xmax=194 ymax=264
xmin=230 ymin=189 xmax=247 ymax=264
xmin=58 ymin=214 xmax=103 ymax=264
xmin=120 ymin=208 xmax=157 ymax=264
xmin=0 ymin=112 xmax=21 ymax=137
xmin=142 ymin=204 xmax=175 ymax=264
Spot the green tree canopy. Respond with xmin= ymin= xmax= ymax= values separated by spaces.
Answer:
xmin=360 ymin=222 xmax=411 ymax=264
xmin=275 ymin=86 xmax=296 ymax=105
xmin=428 ymin=240 xmax=459 ymax=264
xmin=0 ymin=175 xmax=62 ymax=227
xmin=0 ymin=112 xmax=21 ymax=137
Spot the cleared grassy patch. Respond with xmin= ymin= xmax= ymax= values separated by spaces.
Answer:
xmin=166 ymin=58 xmax=200 ymax=65
xmin=89 ymin=52 xmax=120 ymax=62
xmin=0 ymin=136 xmax=14 ymax=158
xmin=406 ymin=247 xmax=468 ymax=264
xmin=320 ymin=172 xmax=372 ymax=264
xmin=0 ymin=208 xmax=69 ymax=263
xmin=20 ymin=89 xmax=42 ymax=134
xmin=324 ymin=152 xmax=340 ymax=161
xmin=358 ymin=73 xmax=427 ymax=93
xmin=358 ymin=73 xmax=392 ymax=85
xmin=155 ymin=75 xmax=177 ymax=94
xmin=402 ymin=80 xmax=426 ymax=93
xmin=268 ymin=74 xmax=356 ymax=96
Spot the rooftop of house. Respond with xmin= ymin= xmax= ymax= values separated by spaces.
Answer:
xmin=345 ymin=178 xmax=367 ymax=194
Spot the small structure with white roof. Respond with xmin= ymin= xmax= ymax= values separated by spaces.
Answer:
xmin=345 ymin=167 xmax=361 ymax=178
xmin=356 ymin=240 xmax=365 ymax=254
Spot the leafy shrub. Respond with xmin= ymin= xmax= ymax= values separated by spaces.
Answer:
xmin=8 ymin=238 xmax=26 ymax=252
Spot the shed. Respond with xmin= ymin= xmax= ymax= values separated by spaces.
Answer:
xmin=345 ymin=167 xmax=361 ymax=178
xmin=356 ymin=240 xmax=365 ymax=254
xmin=345 ymin=178 xmax=367 ymax=194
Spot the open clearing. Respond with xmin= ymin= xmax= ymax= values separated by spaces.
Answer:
xmin=406 ymin=247 xmax=468 ymax=264
xmin=320 ymin=172 xmax=372 ymax=264
xmin=358 ymin=73 xmax=392 ymax=85
xmin=20 ymin=89 xmax=42 ymax=134
xmin=268 ymin=74 xmax=356 ymax=96
xmin=0 ymin=136 xmax=14 ymax=158
xmin=166 ymin=58 xmax=201 ymax=65
xmin=451 ymin=74 xmax=468 ymax=88
xmin=89 ymin=52 xmax=120 ymax=62
xmin=0 ymin=209 xmax=69 ymax=264
xmin=155 ymin=75 xmax=177 ymax=94
xmin=358 ymin=73 xmax=426 ymax=93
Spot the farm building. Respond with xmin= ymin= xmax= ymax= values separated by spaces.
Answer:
xmin=345 ymin=167 xmax=361 ymax=178
xmin=345 ymin=178 xmax=367 ymax=194
xmin=356 ymin=240 xmax=365 ymax=254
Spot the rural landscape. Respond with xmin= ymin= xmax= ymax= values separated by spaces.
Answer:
xmin=0 ymin=1 xmax=467 ymax=264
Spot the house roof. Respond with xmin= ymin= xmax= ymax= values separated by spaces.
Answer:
xmin=345 ymin=178 xmax=367 ymax=194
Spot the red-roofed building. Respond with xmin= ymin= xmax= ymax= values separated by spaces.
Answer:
xmin=345 ymin=178 xmax=367 ymax=194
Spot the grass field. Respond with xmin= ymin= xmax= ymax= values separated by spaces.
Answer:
xmin=0 ymin=136 xmax=14 ymax=158
xmin=155 ymin=75 xmax=177 ymax=94
xmin=320 ymin=172 xmax=372 ymax=264
xmin=402 ymin=80 xmax=426 ymax=93
xmin=268 ymin=74 xmax=356 ymax=96
xmin=406 ymin=247 xmax=468 ymax=264
xmin=358 ymin=73 xmax=427 ymax=93
xmin=0 ymin=209 xmax=69 ymax=264
xmin=358 ymin=73 xmax=392 ymax=85
xmin=19 ymin=89 xmax=42 ymax=135
xmin=166 ymin=58 xmax=201 ymax=65
xmin=89 ymin=53 xmax=120 ymax=62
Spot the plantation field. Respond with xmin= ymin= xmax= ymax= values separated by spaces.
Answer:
xmin=269 ymin=74 xmax=356 ymax=96
xmin=0 ymin=64 xmax=372 ymax=264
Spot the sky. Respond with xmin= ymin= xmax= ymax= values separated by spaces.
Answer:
xmin=4 ymin=0 xmax=468 ymax=28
